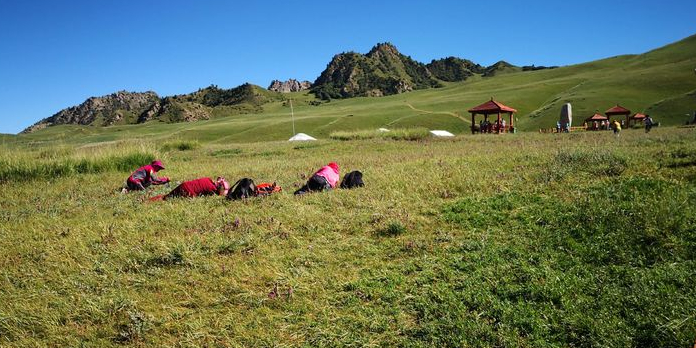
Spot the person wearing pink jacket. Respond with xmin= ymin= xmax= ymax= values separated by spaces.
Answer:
xmin=294 ymin=162 xmax=339 ymax=195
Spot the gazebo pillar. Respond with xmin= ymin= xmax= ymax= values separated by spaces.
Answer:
xmin=497 ymin=112 xmax=501 ymax=134
xmin=471 ymin=113 xmax=475 ymax=134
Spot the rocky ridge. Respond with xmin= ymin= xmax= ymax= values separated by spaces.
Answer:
xmin=267 ymin=79 xmax=312 ymax=93
xmin=23 ymin=84 xmax=283 ymax=133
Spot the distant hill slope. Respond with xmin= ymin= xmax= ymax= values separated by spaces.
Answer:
xmin=22 ymin=91 xmax=161 ymax=133
xmin=23 ymin=84 xmax=283 ymax=133
xmin=310 ymin=42 xmax=442 ymax=100
xmin=482 ymin=61 xmax=521 ymax=77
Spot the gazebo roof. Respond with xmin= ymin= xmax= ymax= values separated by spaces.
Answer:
xmin=586 ymin=113 xmax=608 ymax=121
xmin=605 ymin=105 xmax=631 ymax=115
xmin=630 ymin=113 xmax=647 ymax=119
xmin=468 ymin=98 xmax=517 ymax=114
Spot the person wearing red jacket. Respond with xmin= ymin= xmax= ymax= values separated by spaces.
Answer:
xmin=163 ymin=177 xmax=230 ymax=200
xmin=125 ymin=160 xmax=169 ymax=191
xmin=294 ymin=162 xmax=339 ymax=195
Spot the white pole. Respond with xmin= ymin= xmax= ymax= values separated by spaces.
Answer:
xmin=290 ymin=99 xmax=296 ymax=136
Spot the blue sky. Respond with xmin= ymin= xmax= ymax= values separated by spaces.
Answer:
xmin=1 ymin=0 xmax=695 ymax=134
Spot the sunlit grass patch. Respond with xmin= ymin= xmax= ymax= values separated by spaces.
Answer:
xmin=330 ymin=127 xmax=430 ymax=141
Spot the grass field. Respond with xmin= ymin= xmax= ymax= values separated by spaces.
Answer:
xmin=1 ymin=126 xmax=695 ymax=347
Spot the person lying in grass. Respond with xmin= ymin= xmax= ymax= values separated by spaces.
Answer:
xmin=150 ymin=177 xmax=230 ymax=201
xmin=294 ymin=162 xmax=339 ymax=195
xmin=125 ymin=160 xmax=169 ymax=191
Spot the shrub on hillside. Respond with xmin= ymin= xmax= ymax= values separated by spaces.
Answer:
xmin=161 ymin=140 xmax=200 ymax=151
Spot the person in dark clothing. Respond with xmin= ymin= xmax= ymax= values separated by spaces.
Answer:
xmin=644 ymin=115 xmax=654 ymax=133
xmin=125 ymin=160 xmax=169 ymax=191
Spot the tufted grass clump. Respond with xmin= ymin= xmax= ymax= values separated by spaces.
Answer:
xmin=161 ymin=140 xmax=200 ymax=151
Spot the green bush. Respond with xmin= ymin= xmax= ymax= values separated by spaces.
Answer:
xmin=161 ymin=140 xmax=200 ymax=151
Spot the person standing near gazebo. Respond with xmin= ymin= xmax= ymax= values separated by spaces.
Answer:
xmin=612 ymin=119 xmax=621 ymax=136
xmin=645 ymin=115 xmax=654 ymax=133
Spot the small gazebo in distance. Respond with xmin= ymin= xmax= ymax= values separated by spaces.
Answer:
xmin=468 ymin=98 xmax=517 ymax=134
xmin=585 ymin=113 xmax=608 ymax=130
xmin=629 ymin=113 xmax=647 ymax=126
xmin=605 ymin=104 xmax=631 ymax=124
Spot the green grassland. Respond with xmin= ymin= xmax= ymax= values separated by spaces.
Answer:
xmin=1 ymin=34 xmax=696 ymax=347
xmin=1 ymin=127 xmax=695 ymax=347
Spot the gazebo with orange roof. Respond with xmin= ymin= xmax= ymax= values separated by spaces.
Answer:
xmin=468 ymin=98 xmax=517 ymax=134
xmin=605 ymin=104 xmax=631 ymax=124
xmin=630 ymin=112 xmax=647 ymax=126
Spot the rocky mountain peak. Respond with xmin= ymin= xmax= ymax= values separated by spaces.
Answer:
xmin=267 ymin=79 xmax=312 ymax=93
xmin=367 ymin=42 xmax=400 ymax=57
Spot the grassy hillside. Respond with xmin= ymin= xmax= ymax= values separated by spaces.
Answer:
xmin=1 ymin=128 xmax=695 ymax=347
xmin=10 ymin=34 xmax=696 ymax=145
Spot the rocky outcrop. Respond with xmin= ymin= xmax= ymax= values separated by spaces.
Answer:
xmin=268 ymin=79 xmax=312 ymax=93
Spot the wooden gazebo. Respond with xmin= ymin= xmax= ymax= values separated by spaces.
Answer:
xmin=605 ymin=105 xmax=631 ymax=124
xmin=585 ymin=113 xmax=608 ymax=130
xmin=468 ymin=98 xmax=517 ymax=134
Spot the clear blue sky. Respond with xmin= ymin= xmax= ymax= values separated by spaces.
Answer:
xmin=1 ymin=0 xmax=695 ymax=134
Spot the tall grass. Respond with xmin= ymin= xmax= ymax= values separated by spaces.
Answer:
xmin=0 ymin=128 xmax=695 ymax=347
xmin=0 ymin=151 xmax=155 ymax=183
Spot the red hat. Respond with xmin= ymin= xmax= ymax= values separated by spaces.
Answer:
xmin=328 ymin=162 xmax=339 ymax=172
xmin=151 ymin=160 xmax=165 ymax=170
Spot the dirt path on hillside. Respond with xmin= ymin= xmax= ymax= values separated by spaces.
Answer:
xmin=405 ymin=103 xmax=471 ymax=124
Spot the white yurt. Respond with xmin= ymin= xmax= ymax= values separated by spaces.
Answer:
xmin=288 ymin=133 xmax=317 ymax=141
xmin=429 ymin=130 xmax=454 ymax=137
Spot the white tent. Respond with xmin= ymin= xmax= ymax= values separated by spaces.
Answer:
xmin=288 ymin=133 xmax=316 ymax=141
xmin=378 ymin=128 xmax=390 ymax=132
xmin=429 ymin=130 xmax=455 ymax=137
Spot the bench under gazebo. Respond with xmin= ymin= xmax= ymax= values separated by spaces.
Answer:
xmin=468 ymin=98 xmax=517 ymax=134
